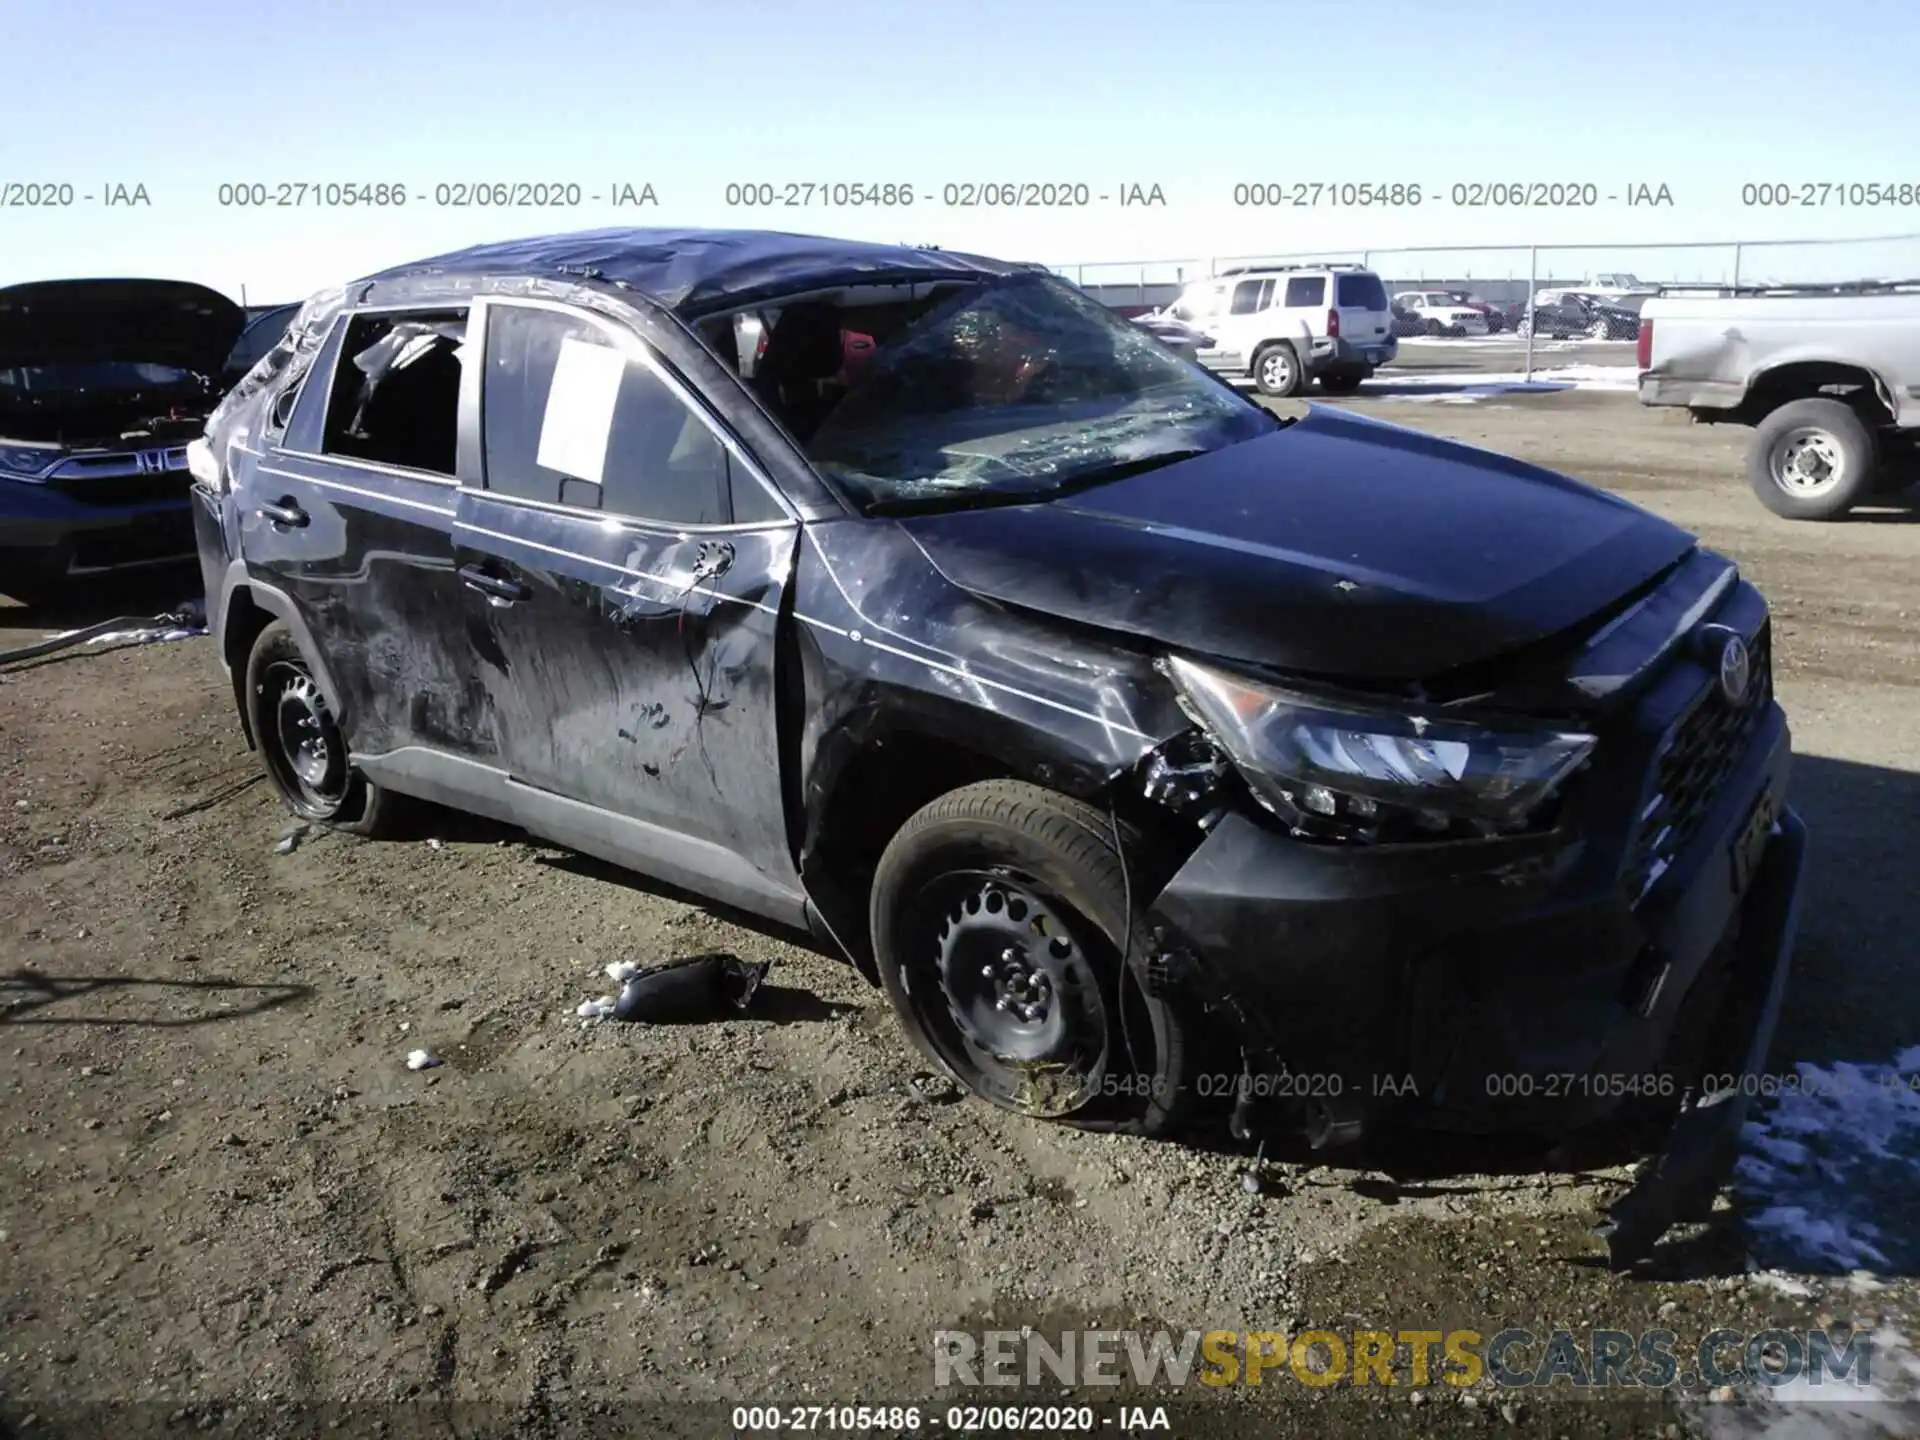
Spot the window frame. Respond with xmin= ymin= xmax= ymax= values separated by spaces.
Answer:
xmin=310 ymin=304 xmax=475 ymax=484
xmin=466 ymin=295 xmax=796 ymax=533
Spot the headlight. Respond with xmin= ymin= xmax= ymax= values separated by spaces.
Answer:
xmin=0 ymin=443 xmax=60 ymax=481
xmin=1166 ymin=655 xmax=1595 ymax=840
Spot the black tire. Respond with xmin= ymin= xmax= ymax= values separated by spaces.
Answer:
xmin=869 ymin=780 xmax=1194 ymax=1136
xmin=1746 ymin=398 xmax=1878 ymax=521
xmin=1425 ymin=319 xmax=1446 ymax=337
xmin=244 ymin=620 xmax=395 ymax=834
xmin=1251 ymin=343 xmax=1303 ymax=397
xmin=1318 ymin=371 xmax=1365 ymax=395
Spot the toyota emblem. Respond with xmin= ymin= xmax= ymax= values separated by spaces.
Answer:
xmin=1717 ymin=631 xmax=1752 ymax=705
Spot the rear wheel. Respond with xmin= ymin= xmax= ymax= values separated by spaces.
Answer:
xmin=869 ymin=780 xmax=1195 ymax=1136
xmin=245 ymin=620 xmax=396 ymax=833
xmin=1746 ymin=398 xmax=1878 ymax=520
xmin=1251 ymin=343 xmax=1303 ymax=397
xmin=1319 ymin=371 xmax=1365 ymax=394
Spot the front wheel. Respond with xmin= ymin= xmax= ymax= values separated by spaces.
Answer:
xmin=1515 ymin=318 xmax=1532 ymax=340
xmin=869 ymin=780 xmax=1195 ymax=1135
xmin=1746 ymin=398 xmax=1878 ymax=520
xmin=1588 ymin=317 xmax=1611 ymax=340
xmin=245 ymin=620 xmax=396 ymax=833
xmin=1251 ymin=343 xmax=1303 ymax=397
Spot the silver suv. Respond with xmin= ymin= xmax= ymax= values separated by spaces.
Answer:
xmin=1157 ymin=263 xmax=1397 ymax=396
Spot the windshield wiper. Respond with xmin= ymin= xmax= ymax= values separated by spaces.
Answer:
xmin=1037 ymin=446 xmax=1215 ymax=494
xmin=863 ymin=444 xmax=1239 ymax=517
xmin=863 ymin=487 xmax=1049 ymax=517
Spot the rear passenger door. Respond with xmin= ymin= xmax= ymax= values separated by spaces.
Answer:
xmin=453 ymin=297 xmax=807 ymax=925
xmin=243 ymin=305 xmax=496 ymax=765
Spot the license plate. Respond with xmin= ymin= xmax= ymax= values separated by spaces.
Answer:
xmin=1731 ymin=786 xmax=1775 ymax=895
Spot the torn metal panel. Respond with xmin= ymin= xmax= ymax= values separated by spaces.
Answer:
xmin=789 ymin=514 xmax=1181 ymax=855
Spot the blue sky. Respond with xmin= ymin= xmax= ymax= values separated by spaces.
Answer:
xmin=6 ymin=0 xmax=1918 ymax=300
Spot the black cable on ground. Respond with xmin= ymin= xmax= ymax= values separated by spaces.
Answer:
xmin=0 ymin=612 xmax=193 ymax=668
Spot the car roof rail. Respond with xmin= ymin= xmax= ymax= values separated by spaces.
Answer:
xmin=1214 ymin=260 xmax=1372 ymax=276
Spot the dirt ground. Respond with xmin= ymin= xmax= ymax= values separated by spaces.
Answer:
xmin=3 ymin=380 xmax=1918 ymax=1439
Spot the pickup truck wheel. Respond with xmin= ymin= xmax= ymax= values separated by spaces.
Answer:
xmin=869 ymin=780 xmax=1194 ymax=1136
xmin=245 ymin=620 xmax=396 ymax=835
xmin=1251 ymin=343 xmax=1303 ymax=397
xmin=1748 ymin=398 xmax=1877 ymax=520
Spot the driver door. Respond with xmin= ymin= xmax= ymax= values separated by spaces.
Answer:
xmin=453 ymin=297 xmax=808 ymax=926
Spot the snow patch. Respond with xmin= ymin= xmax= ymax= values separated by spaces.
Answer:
xmin=1736 ymin=1046 xmax=1920 ymax=1275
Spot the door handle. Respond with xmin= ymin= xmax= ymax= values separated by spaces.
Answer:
xmin=258 ymin=499 xmax=309 ymax=528
xmin=458 ymin=564 xmax=531 ymax=604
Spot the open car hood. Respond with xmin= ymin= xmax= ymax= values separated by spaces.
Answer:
xmin=899 ymin=406 xmax=1697 ymax=684
xmin=0 ymin=278 xmax=246 ymax=374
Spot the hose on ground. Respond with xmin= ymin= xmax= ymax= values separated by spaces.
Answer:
xmin=0 ymin=611 xmax=196 ymax=668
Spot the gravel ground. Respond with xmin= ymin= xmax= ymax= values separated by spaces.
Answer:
xmin=3 ymin=384 xmax=1917 ymax=1439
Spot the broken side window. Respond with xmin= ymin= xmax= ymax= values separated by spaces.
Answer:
xmin=319 ymin=310 xmax=468 ymax=476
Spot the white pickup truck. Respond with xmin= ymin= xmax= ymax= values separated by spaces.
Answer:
xmin=1637 ymin=284 xmax=1920 ymax=518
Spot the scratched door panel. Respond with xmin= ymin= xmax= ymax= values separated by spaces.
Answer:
xmin=454 ymin=494 xmax=801 ymax=887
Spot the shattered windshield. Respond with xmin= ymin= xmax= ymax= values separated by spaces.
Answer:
xmin=799 ymin=274 xmax=1276 ymax=510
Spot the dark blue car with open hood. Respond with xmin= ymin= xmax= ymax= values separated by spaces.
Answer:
xmin=1 ymin=278 xmax=246 ymax=603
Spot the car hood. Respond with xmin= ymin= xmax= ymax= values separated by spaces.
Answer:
xmin=899 ymin=406 xmax=1696 ymax=683
xmin=0 ymin=278 xmax=245 ymax=374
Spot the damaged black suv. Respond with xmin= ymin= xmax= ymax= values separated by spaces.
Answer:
xmin=192 ymin=228 xmax=1806 ymax=1266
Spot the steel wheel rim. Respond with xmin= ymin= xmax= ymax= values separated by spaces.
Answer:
xmin=905 ymin=868 xmax=1111 ymax=1116
xmin=1772 ymin=427 xmax=1846 ymax=496
xmin=261 ymin=659 xmax=349 ymax=814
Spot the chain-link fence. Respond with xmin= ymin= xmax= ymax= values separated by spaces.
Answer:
xmin=1056 ymin=232 xmax=1920 ymax=310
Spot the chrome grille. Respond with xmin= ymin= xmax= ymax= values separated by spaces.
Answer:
xmin=1626 ymin=621 xmax=1773 ymax=902
xmin=46 ymin=445 xmax=190 ymax=506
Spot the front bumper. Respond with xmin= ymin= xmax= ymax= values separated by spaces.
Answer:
xmin=1144 ymin=617 xmax=1804 ymax=1264
xmin=1597 ymin=804 xmax=1805 ymax=1267
xmin=1 ymin=474 xmax=195 ymax=578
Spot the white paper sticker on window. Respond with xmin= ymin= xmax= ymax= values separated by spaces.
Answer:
xmin=535 ymin=337 xmax=626 ymax=484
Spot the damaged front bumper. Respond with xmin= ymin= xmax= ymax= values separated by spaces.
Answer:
xmin=1597 ymin=805 xmax=1805 ymax=1267
xmin=1144 ymin=698 xmax=1807 ymax=1269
